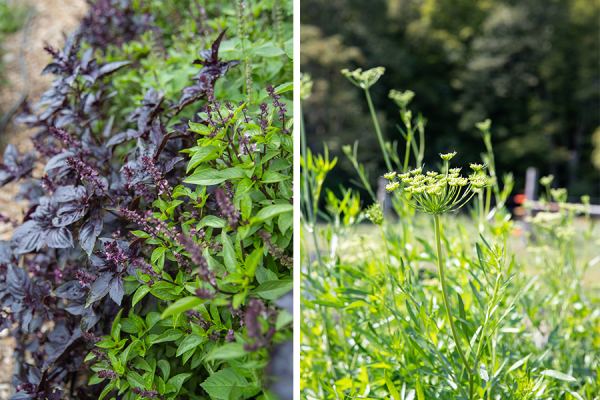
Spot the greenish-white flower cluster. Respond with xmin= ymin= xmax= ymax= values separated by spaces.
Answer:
xmin=300 ymin=73 xmax=313 ymax=101
xmin=341 ymin=67 xmax=385 ymax=89
xmin=383 ymin=152 xmax=488 ymax=215
xmin=365 ymin=203 xmax=385 ymax=225
xmin=389 ymin=89 xmax=415 ymax=109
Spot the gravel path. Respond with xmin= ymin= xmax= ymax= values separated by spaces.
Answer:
xmin=0 ymin=1 xmax=87 ymax=398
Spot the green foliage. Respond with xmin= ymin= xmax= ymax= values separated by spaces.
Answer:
xmin=86 ymin=2 xmax=293 ymax=400
xmin=300 ymin=75 xmax=600 ymax=399
xmin=301 ymin=0 xmax=600 ymax=198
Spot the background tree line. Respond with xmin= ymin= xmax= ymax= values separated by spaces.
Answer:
xmin=301 ymin=0 xmax=600 ymax=201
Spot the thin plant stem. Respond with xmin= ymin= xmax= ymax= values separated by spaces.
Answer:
xmin=365 ymin=88 xmax=393 ymax=172
xmin=433 ymin=213 xmax=473 ymax=397
xmin=379 ymin=225 xmax=390 ymax=264
xmin=403 ymin=129 xmax=412 ymax=173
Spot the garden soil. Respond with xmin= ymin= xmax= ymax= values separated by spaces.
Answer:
xmin=0 ymin=1 xmax=87 ymax=398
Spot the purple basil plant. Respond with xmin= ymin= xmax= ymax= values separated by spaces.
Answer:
xmin=0 ymin=25 xmax=242 ymax=398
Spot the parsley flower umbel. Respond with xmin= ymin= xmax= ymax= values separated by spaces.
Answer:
xmin=386 ymin=152 xmax=488 ymax=215
xmin=341 ymin=67 xmax=386 ymax=90
xmin=383 ymin=171 xmax=397 ymax=180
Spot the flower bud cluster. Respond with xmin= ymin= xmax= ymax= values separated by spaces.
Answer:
xmin=267 ymin=85 xmax=290 ymax=134
xmin=258 ymin=229 xmax=292 ymax=268
xmin=66 ymin=157 xmax=108 ymax=195
xmin=97 ymin=370 xmax=119 ymax=381
xmin=215 ymin=188 xmax=240 ymax=227
xmin=132 ymin=388 xmax=162 ymax=399
xmin=75 ymin=270 xmax=98 ymax=287
xmin=141 ymin=156 xmax=172 ymax=196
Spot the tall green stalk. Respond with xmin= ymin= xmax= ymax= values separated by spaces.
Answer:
xmin=365 ymin=88 xmax=393 ymax=172
xmin=434 ymin=214 xmax=474 ymax=398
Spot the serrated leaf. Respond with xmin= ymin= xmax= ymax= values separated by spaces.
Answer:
xmin=184 ymin=167 xmax=247 ymax=185
xmin=146 ymin=312 xmax=162 ymax=330
xmin=251 ymin=279 xmax=292 ymax=300
xmin=197 ymin=215 xmax=226 ymax=229
xmin=126 ymin=371 xmax=147 ymax=389
xmin=151 ymin=329 xmax=184 ymax=344
xmin=275 ymin=309 xmax=293 ymax=330
xmin=249 ymin=204 xmax=293 ymax=225
xmin=176 ymin=334 xmax=206 ymax=357
xmin=261 ymin=170 xmax=289 ymax=183
xmin=275 ymin=82 xmax=293 ymax=94
xmin=186 ymin=145 xmax=219 ymax=172
xmin=132 ymin=285 xmax=151 ymax=307
xmin=167 ymin=373 xmax=192 ymax=394
xmin=157 ymin=360 xmax=170 ymax=381
xmin=201 ymin=369 xmax=259 ymax=400
xmin=206 ymin=343 xmax=249 ymax=361
xmin=254 ymin=46 xmax=285 ymax=57
xmin=244 ymin=247 xmax=263 ymax=280
xmin=161 ymin=296 xmax=204 ymax=319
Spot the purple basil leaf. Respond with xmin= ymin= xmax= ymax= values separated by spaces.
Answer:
xmin=79 ymin=216 xmax=103 ymax=255
xmin=42 ymin=328 xmax=82 ymax=371
xmin=80 ymin=311 xmax=101 ymax=332
xmin=64 ymin=297 xmax=88 ymax=316
xmin=54 ymin=112 xmax=75 ymax=128
xmin=54 ymin=281 xmax=87 ymax=300
xmin=62 ymin=30 xmax=79 ymax=59
xmin=149 ymin=119 xmax=162 ymax=148
xmin=21 ymin=309 xmax=34 ymax=332
xmin=88 ymin=252 xmax=108 ymax=270
xmin=12 ymin=220 xmax=45 ymax=254
xmin=163 ymin=157 xmax=183 ymax=173
xmin=108 ymin=276 xmax=124 ymax=306
xmin=97 ymin=60 xmax=131 ymax=78
xmin=0 ymin=241 xmax=13 ymax=266
xmin=45 ymin=227 xmax=73 ymax=248
xmin=41 ymin=63 xmax=61 ymax=76
xmin=53 ymin=185 xmax=86 ymax=202
xmin=80 ymin=47 xmax=94 ymax=69
xmin=86 ymin=274 xmax=111 ymax=307
xmin=44 ymin=152 xmax=76 ymax=173
xmin=6 ymin=265 xmax=33 ymax=298
xmin=52 ymin=205 xmax=86 ymax=227
xmin=3 ymin=144 xmax=19 ymax=170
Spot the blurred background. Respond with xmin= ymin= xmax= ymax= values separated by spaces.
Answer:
xmin=300 ymin=0 xmax=600 ymax=204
